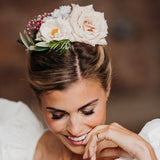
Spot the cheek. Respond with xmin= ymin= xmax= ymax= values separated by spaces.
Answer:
xmin=91 ymin=111 xmax=106 ymax=126
xmin=94 ymin=103 xmax=106 ymax=125
xmin=85 ymin=105 xmax=106 ymax=127
xmin=47 ymin=119 xmax=66 ymax=133
xmin=43 ymin=112 xmax=66 ymax=133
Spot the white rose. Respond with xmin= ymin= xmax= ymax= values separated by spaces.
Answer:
xmin=70 ymin=4 xmax=108 ymax=46
xmin=51 ymin=9 xmax=60 ymax=18
xmin=51 ymin=5 xmax=71 ymax=19
xmin=36 ymin=17 xmax=74 ymax=42
xmin=59 ymin=5 xmax=71 ymax=19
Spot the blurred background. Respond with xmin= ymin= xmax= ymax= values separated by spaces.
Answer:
xmin=0 ymin=0 xmax=160 ymax=133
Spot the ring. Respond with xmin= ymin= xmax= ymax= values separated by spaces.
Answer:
xmin=96 ymin=133 xmax=99 ymax=140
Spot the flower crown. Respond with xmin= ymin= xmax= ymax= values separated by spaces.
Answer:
xmin=18 ymin=4 xmax=108 ymax=55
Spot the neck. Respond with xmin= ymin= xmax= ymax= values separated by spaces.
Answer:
xmin=43 ymin=131 xmax=83 ymax=160
xmin=58 ymin=137 xmax=83 ymax=160
xmin=64 ymin=147 xmax=83 ymax=160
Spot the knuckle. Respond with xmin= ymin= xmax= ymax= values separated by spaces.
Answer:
xmin=106 ymin=122 xmax=120 ymax=132
xmin=89 ymin=132 xmax=97 ymax=141
xmin=111 ymin=122 xmax=119 ymax=127
xmin=94 ymin=125 xmax=106 ymax=131
xmin=107 ymin=124 xmax=114 ymax=131
xmin=91 ymin=132 xmax=97 ymax=138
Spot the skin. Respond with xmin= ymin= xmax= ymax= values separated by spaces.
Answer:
xmin=33 ymin=78 xmax=157 ymax=160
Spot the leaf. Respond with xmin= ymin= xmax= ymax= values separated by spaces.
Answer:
xmin=48 ymin=39 xmax=71 ymax=55
xmin=34 ymin=46 xmax=49 ymax=51
xmin=59 ymin=48 xmax=66 ymax=55
xmin=28 ymin=45 xmax=49 ymax=51
xmin=25 ymin=30 xmax=35 ymax=45
xmin=36 ymin=42 xmax=49 ymax=47
xmin=19 ymin=32 xmax=29 ymax=48
xmin=28 ymin=45 xmax=36 ymax=50
xmin=17 ymin=39 xmax=23 ymax=45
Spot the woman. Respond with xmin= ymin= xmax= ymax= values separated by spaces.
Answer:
xmin=0 ymin=4 xmax=159 ymax=160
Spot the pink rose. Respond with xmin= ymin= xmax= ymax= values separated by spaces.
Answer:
xmin=70 ymin=4 xmax=108 ymax=46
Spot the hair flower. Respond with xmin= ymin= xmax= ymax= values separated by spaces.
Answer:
xmin=18 ymin=4 xmax=108 ymax=54
xmin=70 ymin=4 xmax=108 ymax=46
xmin=36 ymin=17 xmax=73 ymax=42
xmin=51 ymin=5 xmax=71 ymax=19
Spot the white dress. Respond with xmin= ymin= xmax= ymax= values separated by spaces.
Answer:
xmin=0 ymin=98 xmax=46 ymax=160
xmin=0 ymin=98 xmax=160 ymax=160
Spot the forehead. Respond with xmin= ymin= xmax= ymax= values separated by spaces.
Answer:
xmin=40 ymin=79 xmax=106 ymax=110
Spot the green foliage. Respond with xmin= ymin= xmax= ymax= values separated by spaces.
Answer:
xmin=19 ymin=32 xmax=30 ymax=48
xmin=18 ymin=33 xmax=71 ymax=55
xmin=25 ymin=30 xmax=35 ymax=45
xmin=48 ymin=39 xmax=71 ymax=55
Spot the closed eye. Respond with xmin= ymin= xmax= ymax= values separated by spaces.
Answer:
xmin=82 ymin=109 xmax=95 ymax=115
xmin=46 ymin=99 xmax=98 ymax=119
xmin=51 ymin=113 xmax=65 ymax=119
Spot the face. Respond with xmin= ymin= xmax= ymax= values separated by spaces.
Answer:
xmin=40 ymin=78 xmax=110 ymax=155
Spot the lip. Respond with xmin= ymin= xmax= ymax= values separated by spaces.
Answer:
xmin=64 ymin=134 xmax=87 ymax=146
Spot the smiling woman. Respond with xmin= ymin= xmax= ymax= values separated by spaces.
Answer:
xmin=39 ymin=79 xmax=107 ymax=155
xmin=0 ymin=3 xmax=160 ymax=160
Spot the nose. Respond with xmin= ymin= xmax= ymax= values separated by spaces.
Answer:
xmin=67 ymin=113 xmax=83 ymax=136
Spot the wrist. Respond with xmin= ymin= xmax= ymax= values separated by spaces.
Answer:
xmin=135 ymin=140 xmax=157 ymax=160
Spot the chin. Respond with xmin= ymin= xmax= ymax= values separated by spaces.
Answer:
xmin=67 ymin=145 xmax=85 ymax=155
xmin=59 ymin=135 xmax=85 ymax=155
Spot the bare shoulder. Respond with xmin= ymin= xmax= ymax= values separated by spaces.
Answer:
xmin=33 ymin=141 xmax=44 ymax=160
xmin=33 ymin=131 xmax=58 ymax=160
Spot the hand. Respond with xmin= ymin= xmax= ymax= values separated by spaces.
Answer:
xmin=83 ymin=123 xmax=157 ymax=160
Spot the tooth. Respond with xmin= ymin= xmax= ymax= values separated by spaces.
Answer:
xmin=68 ymin=134 xmax=87 ymax=141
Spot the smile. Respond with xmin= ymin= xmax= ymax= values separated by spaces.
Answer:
xmin=67 ymin=134 xmax=87 ymax=142
xmin=65 ymin=134 xmax=87 ymax=145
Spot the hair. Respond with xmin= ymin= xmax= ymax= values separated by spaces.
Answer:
xmin=27 ymin=42 xmax=112 ymax=97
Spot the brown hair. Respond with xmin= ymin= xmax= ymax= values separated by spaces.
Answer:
xmin=27 ymin=42 xmax=112 ymax=97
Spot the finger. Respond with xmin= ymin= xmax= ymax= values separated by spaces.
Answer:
xmin=90 ymin=153 xmax=96 ymax=160
xmin=83 ymin=125 xmax=106 ymax=144
xmin=83 ymin=125 xmax=118 ymax=159
xmin=99 ymin=147 xmax=132 ymax=159
xmin=83 ymin=133 xmax=98 ymax=159
xmin=97 ymin=123 xmax=137 ymax=157
xmin=96 ymin=139 xmax=118 ymax=155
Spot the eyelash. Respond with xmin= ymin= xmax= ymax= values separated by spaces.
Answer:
xmin=51 ymin=113 xmax=64 ymax=119
xmin=51 ymin=109 xmax=95 ymax=120
xmin=82 ymin=109 xmax=95 ymax=115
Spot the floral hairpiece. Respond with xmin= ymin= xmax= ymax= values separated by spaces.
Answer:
xmin=18 ymin=4 xmax=108 ymax=55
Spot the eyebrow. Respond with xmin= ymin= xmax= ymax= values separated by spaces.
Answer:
xmin=45 ymin=99 xmax=98 ymax=113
